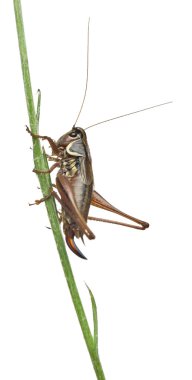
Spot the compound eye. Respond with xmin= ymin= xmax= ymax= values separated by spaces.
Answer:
xmin=69 ymin=129 xmax=78 ymax=138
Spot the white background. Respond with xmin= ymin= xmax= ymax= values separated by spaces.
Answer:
xmin=0 ymin=1 xmax=192 ymax=379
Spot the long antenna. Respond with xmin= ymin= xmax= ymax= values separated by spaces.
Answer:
xmin=73 ymin=18 xmax=90 ymax=128
xmin=84 ymin=101 xmax=172 ymax=130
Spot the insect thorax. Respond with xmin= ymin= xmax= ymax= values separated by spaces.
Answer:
xmin=61 ymin=150 xmax=80 ymax=178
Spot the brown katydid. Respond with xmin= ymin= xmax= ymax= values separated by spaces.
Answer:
xmin=27 ymin=21 xmax=171 ymax=259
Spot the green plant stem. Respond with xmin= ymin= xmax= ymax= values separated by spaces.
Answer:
xmin=13 ymin=1 xmax=105 ymax=379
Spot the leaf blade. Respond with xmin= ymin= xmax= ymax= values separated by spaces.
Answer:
xmin=86 ymin=284 xmax=98 ymax=353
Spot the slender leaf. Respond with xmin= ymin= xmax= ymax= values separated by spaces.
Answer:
xmin=36 ymin=89 xmax=41 ymax=130
xmin=13 ymin=1 xmax=106 ymax=379
xmin=86 ymin=284 xmax=99 ymax=354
